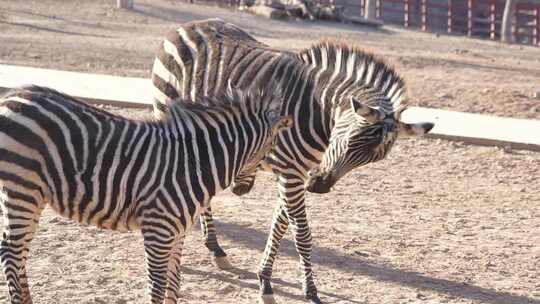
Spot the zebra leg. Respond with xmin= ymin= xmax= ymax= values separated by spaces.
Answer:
xmin=0 ymin=192 xmax=44 ymax=304
xmin=142 ymin=226 xmax=174 ymax=304
xmin=258 ymin=203 xmax=289 ymax=304
xmin=285 ymin=199 xmax=321 ymax=304
xmin=199 ymin=206 xmax=232 ymax=270
xmin=164 ymin=235 xmax=185 ymax=304
xmin=258 ymin=174 xmax=323 ymax=304
xmin=19 ymin=264 xmax=32 ymax=304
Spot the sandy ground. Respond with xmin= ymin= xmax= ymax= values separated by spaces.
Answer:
xmin=0 ymin=1 xmax=539 ymax=303
xmin=1 ymin=0 xmax=540 ymax=119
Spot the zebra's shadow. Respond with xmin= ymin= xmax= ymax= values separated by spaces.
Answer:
xmin=181 ymin=265 xmax=365 ymax=303
xmin=213 ymin=220 xmax=540 ymax=304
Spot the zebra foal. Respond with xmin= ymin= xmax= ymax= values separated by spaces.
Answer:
xmin=0 ymin=85 xmax=292 ymax=304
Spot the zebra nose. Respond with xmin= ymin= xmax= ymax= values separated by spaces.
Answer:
xmin=423 ymin=122 xmax=435 ymax=133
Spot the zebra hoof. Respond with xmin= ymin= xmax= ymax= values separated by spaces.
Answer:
xmin=213 ymin=256 xmax=233 ymax=270
xmin=307 ymin=294 xmax=323 ymax=304
xmin=259 ymin=294 xmax=277 ymax=304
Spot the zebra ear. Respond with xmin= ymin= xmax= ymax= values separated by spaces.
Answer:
xmin=392 ymin=104 xmax=408 ymax=121
xmin=350 ymin=97 xmax=384 ymax=123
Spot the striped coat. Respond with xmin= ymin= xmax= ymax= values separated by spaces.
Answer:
xmin=0 ymin=85 xmax=292 ymax=304
xmin=151 ymin=19 xmax=434 ymax=304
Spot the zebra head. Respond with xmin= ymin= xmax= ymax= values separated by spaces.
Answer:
xmin=229 ymin=87 xmax=292 ymax=195
xmin=305 ymin=91 xmax=433 ymax=194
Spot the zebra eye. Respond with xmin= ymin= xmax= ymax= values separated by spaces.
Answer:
xmin=267 ymin=109 xmax=279 ymax=121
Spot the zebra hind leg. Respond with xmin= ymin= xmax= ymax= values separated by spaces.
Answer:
xmin=0 ymin=190 xmax=44 ymax=304
xmin=200 ymin=206 xmax=232 ymax=270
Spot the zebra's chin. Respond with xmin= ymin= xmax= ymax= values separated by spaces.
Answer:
xmin=231 ymin=180 xmax=255 ymax=196
xmin=305 ymin=173 xmax=336 ymax=194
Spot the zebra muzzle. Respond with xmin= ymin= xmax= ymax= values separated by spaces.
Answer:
xmin=305 ymin=170 xmax=336 ymax=194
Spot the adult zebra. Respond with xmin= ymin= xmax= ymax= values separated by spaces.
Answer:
xmin=0 ymin=85 xmax=292 ymax=304
xmin=151 ymin=19 xmax=434 ymax=304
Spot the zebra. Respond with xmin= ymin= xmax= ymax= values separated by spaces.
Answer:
xmin=0 ymin=84 xmax=293 ymax=304
xmin=151 ymin=19 xmax=434 ymax=304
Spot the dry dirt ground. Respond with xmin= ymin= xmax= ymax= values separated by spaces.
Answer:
xmin=0 ymin=1 xmax=539 ymax=304
xmin=1 ymin=0 xmax=540 ymax=119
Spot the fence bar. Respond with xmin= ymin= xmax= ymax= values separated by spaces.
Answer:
xmin=421 ymin=0 xmax=427 ymax=31
xmin=467 ymin=0 xmax=473 ymax=36
xmin=490 ymin=0 xmax=496 ymax=39
xmin=448 ymin=0 xmax=453 ymax=33
xmin=404 ymin=0 xmax=410 ymax=27
xmin=534 ymin=7 xmax=540 ymax=44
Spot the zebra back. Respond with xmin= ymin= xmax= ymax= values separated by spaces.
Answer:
xmin=151 ymin=19 xmax=286 ymax=118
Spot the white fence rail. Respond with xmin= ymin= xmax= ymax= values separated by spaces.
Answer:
xmin=1 ymin=64 xmax=539 ymax=151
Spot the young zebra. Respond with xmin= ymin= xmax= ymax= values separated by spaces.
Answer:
xmin=0 ymin=85 xmax=293 ymax=304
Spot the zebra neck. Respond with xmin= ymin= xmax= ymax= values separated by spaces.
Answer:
xmin=164 ymin=109 xmax=261 ymax=203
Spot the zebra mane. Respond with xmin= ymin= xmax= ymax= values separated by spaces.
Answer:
xmin=4 ymin=85 xmax=281 ymax=124
xmin=297 ymin=40 xmax=407 ymax=112
xmin=169 ymin=82 xmax=282 ymax=117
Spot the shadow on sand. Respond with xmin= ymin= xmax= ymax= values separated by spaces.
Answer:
xmin=193 ymin=220 xmax=540 ymax=304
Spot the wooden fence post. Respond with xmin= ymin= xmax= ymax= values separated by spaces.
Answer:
xmin=421 ymin=0 xmax=427 ymax=31
xmin=501 ymin=0 xmax=518 ymax=43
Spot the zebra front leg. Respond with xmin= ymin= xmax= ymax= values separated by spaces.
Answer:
xmin=142 ymin=226 xmax=174 ymax=304
xmin=18 ymin=264 xmax=32 ymax=304
xmin=200 ymin=206 xmax=232 ymax=270
xmin=164 ymin=235 xmax=185 ymax=304
xmin=258 ymin=204 xmax=289 ymax=304
xmin=285 ymin=198 xmax=321 ymax=304
xmin=0 ymin=192 xmax=44 ymax=304
xmin=258 ymin=174 xmax=322 ymax=304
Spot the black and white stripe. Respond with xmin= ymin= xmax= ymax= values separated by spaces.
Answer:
xmin=0 ymin=85 xmax=291 ymax=304
xmin=151 ymin=19 xmax=433 ymax=304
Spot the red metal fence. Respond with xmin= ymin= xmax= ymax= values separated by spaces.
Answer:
xmin=181 ymin=0 xmax=540 ymax=46
xmin=515 ymin=2 xmax=540 ymax=44
xmin=336 ymin=0 xmax=539 ymax=45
